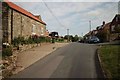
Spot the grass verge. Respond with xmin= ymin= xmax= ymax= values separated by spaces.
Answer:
xmin=98 ymin=45 xmax=120 ymax=79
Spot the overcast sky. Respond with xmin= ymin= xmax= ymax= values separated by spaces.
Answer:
xmin=9 ymin=0 xmax=119 ymax=36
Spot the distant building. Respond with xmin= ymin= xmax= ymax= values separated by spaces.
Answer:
xmin=84 ymin=14 xmax=120 ymax=42
xmin=94 ymin=21 xmax=111 ymax=42
xmin=91 ymin=30 xmax=98 ymax=36
xmin=110 ymin=14 xmax=120 ymax=33
xmin=110 ymin=14 xmax=120 ymax=40
xmin=102 ymin=22 xmax=111 ymax=42
xmin=2 ymin=0 xmax=47 ymax=43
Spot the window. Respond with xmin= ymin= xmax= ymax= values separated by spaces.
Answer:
xmin=41 ymin=27 xmax=44 ymax=35
xmin=111 ymin=25 xmax=115 ymax=32
xmin=32 ymin=24 xmax=35 ymax=32
xmin=118 ymin=24 xmax=120 ymax=27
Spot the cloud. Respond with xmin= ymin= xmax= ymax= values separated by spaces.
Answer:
xmin=9 ymin=1 xmax=118 ymax=36
xmin=9 ymin=0 xmax=119 ymax=2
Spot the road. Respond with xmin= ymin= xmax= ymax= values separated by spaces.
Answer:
xmin=11 ymin=42 xmax=104 ymax=78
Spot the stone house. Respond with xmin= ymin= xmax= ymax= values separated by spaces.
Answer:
xmin=90 ymin=30 xmax=98 ymax=36
xmin=102 ymin=22 xmax=111 ymax=42
xmin=94 ymin=21 xmax=111 ymax=42
xmin=2 ymin=1 xmax=46 ymax=44
xmin=110 ymin=14 xmax=120 ymax=41
xmin=45 ymin=30 xmax=50 ymax=37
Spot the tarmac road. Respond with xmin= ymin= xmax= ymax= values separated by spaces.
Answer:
xmin=11 ymin=42 xmax=104 ymax=78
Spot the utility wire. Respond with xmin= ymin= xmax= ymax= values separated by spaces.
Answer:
xmin=41 ymin=0 xmax=66 ymax=29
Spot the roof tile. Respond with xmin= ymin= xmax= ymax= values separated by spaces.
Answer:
xmin=4 ymin=0 xmax=46 ymax=25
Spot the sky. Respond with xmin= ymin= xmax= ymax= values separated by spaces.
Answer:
xmin=9 ymin=0 xmax=119 ymax=36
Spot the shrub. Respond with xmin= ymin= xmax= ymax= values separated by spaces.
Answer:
xmin=12 ymin=36 xmax=25 ymax=46
xmin=39 ymin=36 xmax=45 ymax=42
xmin=12 ymin=36 xmax=51 ymax=46
xmin=12 ymin=37 xmax=20 ymax=46
xmin=2 ymin=46 xmax=12 ymax=57
xmin=45 ymin=37 xmax=51 ymax=42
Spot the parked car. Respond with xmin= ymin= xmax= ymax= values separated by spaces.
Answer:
xmin=88 ymin=36 xmax=100 ymax=43
xmin=78 ymin=39 xmax=84 ymax=43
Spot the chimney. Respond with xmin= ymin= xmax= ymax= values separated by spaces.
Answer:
xmin=35 ymin=15 xmax=42 ymax=21
xmin=103 ymin=21 xmax=105 ymax=26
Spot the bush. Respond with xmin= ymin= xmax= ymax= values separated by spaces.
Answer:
xmin=12 ymin=36 xmax=51 ymax=46
xmin=39 ymin=36 xmax=45 ymax=42
xmin=45 ymin=37 xmax=51 ymax=42
xmin=57 ymin=38 xmax=64 ymax=42
xmin=12 ymin=36 xmax=25 ymax=46
xmin=12 ymin=37 xmax=20 ymax=46
xmin=27 ymin=37 xmax=34 ymax=44
xmin=2 ymin=46 xmax=12 ymax=57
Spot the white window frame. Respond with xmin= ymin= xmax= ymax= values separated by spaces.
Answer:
xmin=32 ymin=24 xmax=35 ymax=33
xmin=111 ymin=25 xmax=115 ymax=32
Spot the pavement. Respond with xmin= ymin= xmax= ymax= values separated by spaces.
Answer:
xmin=13 ymin=42 xmax=68 ymax=74
xmin=11 ymin=42 xmax=104 ymax=78
xmin=96 ymin=40 xmax=120 ymax=46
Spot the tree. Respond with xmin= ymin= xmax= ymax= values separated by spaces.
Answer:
xmin=64 ymin=35 xmax=73 ymax=41
xmin=49 ymin=32 xmax=59 ymax=43
xmin=71 ymin=35 xmax=79 ymax=42
xmin=49 ymin=32 xmax=59 ymax=38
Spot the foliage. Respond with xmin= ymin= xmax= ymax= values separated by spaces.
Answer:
xmin=12 ymin=36 xmax=25 ymax=46
xmin=64 ymin=35 xmax=69 ymax=40
xmin=27 ymin=37 xmax=35 ymax=44
xmin=39 ymin=36 xmax=45 ymax=42
xmin=56 ymin=38 xmax=64 ymax=42
xmin=2 ymin=46 xmax=12 ymax=57
xmin=64 ymin=35 xmax=73 ymax=41
xmin=49 ymin=32 xmax=59 ymax=38
xmin=12 ymin=35 xmax=51 ymax=46
xmin=72 ymin=35 xmax=79 ymax=42
xmin=45 ymin=37 xmax=51 ymax=42
xmin=64 ymin=35 xmax=80 ymax=42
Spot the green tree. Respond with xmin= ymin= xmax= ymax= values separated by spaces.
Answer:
xmin=73 ymin=35 xmax=79 ymax=42
xmin=64 ymin=35 xmax=73 ymax=41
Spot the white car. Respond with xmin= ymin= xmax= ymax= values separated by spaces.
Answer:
xmin=88 ymin=36 xmax=100 ymax=43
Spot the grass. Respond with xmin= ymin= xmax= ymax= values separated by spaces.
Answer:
xmin=98 ymin=45 xmax=120 ymax=79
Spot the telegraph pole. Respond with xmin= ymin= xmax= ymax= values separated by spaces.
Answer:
xmin=81 ymin=32 xmax=83 ymax=37
xmin=89 ymin=20 xmax=92 ymax=39
xmin=67 ymin=29 xmax=69 ymax=42
xmin=89 ymin=20 xmax=91 ymax=32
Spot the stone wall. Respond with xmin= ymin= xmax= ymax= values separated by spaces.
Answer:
xmin=110 ymin=33 xmax=119 ymax=41
xmin=1 ymin=43 xmax=45 ymax=78
xmin=12 ymin=10 xmax=46 ymax=39
xmin=2 ymin=3 xmax=9 ymax=43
